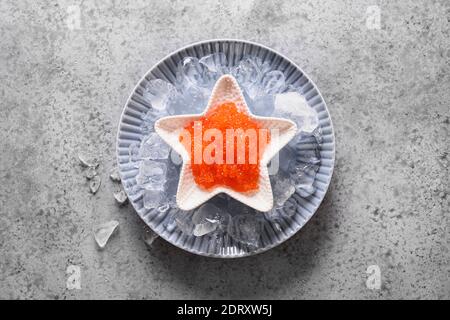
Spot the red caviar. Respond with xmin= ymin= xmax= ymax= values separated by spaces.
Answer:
xmin=180 ymin=102 xmax=270 ymax=193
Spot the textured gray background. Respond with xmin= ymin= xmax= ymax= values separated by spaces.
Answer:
xmin=0 ymin=0 xmax=448 ymax=300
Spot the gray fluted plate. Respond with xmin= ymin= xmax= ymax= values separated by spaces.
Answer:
xmin=116 ymin=39 xmax=335 ymax=258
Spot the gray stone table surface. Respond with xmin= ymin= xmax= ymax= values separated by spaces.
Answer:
xmin=0 ymin=0 xmax=448 ymax=299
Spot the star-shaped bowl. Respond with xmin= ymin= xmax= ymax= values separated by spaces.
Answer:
xmin=155 ymin=75 xmax=297 ymax=212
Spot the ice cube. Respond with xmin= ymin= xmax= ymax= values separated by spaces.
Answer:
xmin=178 ymin=57 xmax=208 ymax=88
xmin=262 ymin=71 xmax=285 ymax=95
xmin=141 ymin=108 xmax=167 ymax=124
xmin=312 ymin=126 xmax=323 ymax=145
xmin=94 ymin=220 xmax=119 ymax=249
xmin=139 ymin=132 xmax=170 ymax=160
xmin=296 ymin=183 xmax=316 ymax=197
xmin=143 ymin=189 xmax=163 ymax=210
xmin=109 ymin=168 xmax=121 ymax=182
xmin=191 ymin=203 xmax=227 ymax=237
xmin=199 ymin=53 xmax=228 ymax=74
xmin=232 ymin=57 xmax=262 ymax=86
xmin=164 ymin=210 xmax=178 ymax=232
xmin=89 ymin=175 xmax=101 ymax=194
xmin=122 ymin=181 xmax=142 ymax=201
xmin=264 ymin=208 xmax=282 ymax=221
xmin=272 ymin=176 xmax=296 ymax=208
xmin=128 ymin=142 xmax=141 ymax=163
xmin=289 ymin=162 xmax=317 ymax=197
xmin=175 ymin=211 xmax=195 ymax=235
xmin=167 ymin=87 xmax=207 ymax=115
xmin=168 ymin=195 xmax=178 ymax=209
xmin=136 ymin=160 xmax=167 ymax=190
xmin=183 ymin=86 xmax=209 ymax=113
xmin=85 ymin=166 xmax=97 ymax=180
xmin=78 ymin=152 xmax=99 ymax=168
xmin=113 ymin=190 xmax=128 ymax=205
xmin=274 ymin=92 xmax=319 ymax=134
xmin=280 ymin=199 xmax=297 ymax=217
xmin=297 ymin=148 xmax=321 ymax=166
xmin=248 ymin=94 xmax=275 ymax=116
xmin=143 ymin=229 xmax=159 ymax=247
xmin=143 ymin=79 xmax=176 ymax=111
xmin=227 ymin=214 xmax=262 ymax=247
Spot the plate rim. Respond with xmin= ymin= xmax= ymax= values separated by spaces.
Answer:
xmin=116 ymin=38 xmax=336 ymax=258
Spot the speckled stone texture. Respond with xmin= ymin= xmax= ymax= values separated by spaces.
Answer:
xmin=0 ymin=0 xmax=448 ymax=300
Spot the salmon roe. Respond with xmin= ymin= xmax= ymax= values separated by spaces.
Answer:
xmin=180 ymin=102 xmax=270 ymax=193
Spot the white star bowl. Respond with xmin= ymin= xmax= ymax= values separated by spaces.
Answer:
xmin=155 ymin=75 xmax=297 ymax=212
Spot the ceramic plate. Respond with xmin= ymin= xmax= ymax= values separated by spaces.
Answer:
xmin=116 ymin=39 xmax=335 ymax=258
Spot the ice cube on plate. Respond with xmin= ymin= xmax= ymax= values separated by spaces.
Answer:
xmin=139 ymin=132 xmax=170 ymax=160
xmin=227 ymin=214 xmax=262 ymax=247
xmin=274 ymin=91 xmax=319 ymax=134
xmin=136 ymin=160 xmax=167 ymax=189
xmin=143 ymin=79 xmax=176 ymax=111
xmin=143 ymin=189 xmax=163 ymax=210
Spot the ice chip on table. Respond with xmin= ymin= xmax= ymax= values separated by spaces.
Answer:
xmin=78 ymin=152 xmax=99 ymax=168
xmin=113 ymin=190 xmax=128 ymax=205
xmin=191 ymin=203 xmax=229 ymax=237
xmin=143 ymin=229 xmax=159 ymax=247
xmin=109 ymin=168 xmax=121 ymax=182
xmin=199 ymin=53 xmax=228 ymax=74
xmin=227 ymin=214 xmax=262 ymax=248
xmin=262 ymin=70 xmax=285 ymax=95
xmin=143 ymin=189 xmax=163 ymax=210
xmin=136 ymin=160 xmax=167 ymax=189
xmin=274 ymin=92 xmax=319 ymax=134
xmin=175 ymin=211 xmax=195 ymax=235
xmin=94 ymin=220 xmax=119 ymax=249
xmin=85 ymin=166 xmax=97 ymax=180
xmin=272 ymin=176 xmax=296 ymax=208
xmin=143 ymin=79 xmax=176 ymax=111
xmin=139 ymin=132 xmax=170 ymax=160
xmin=89 ymin=175 xmax=101 ymax=194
